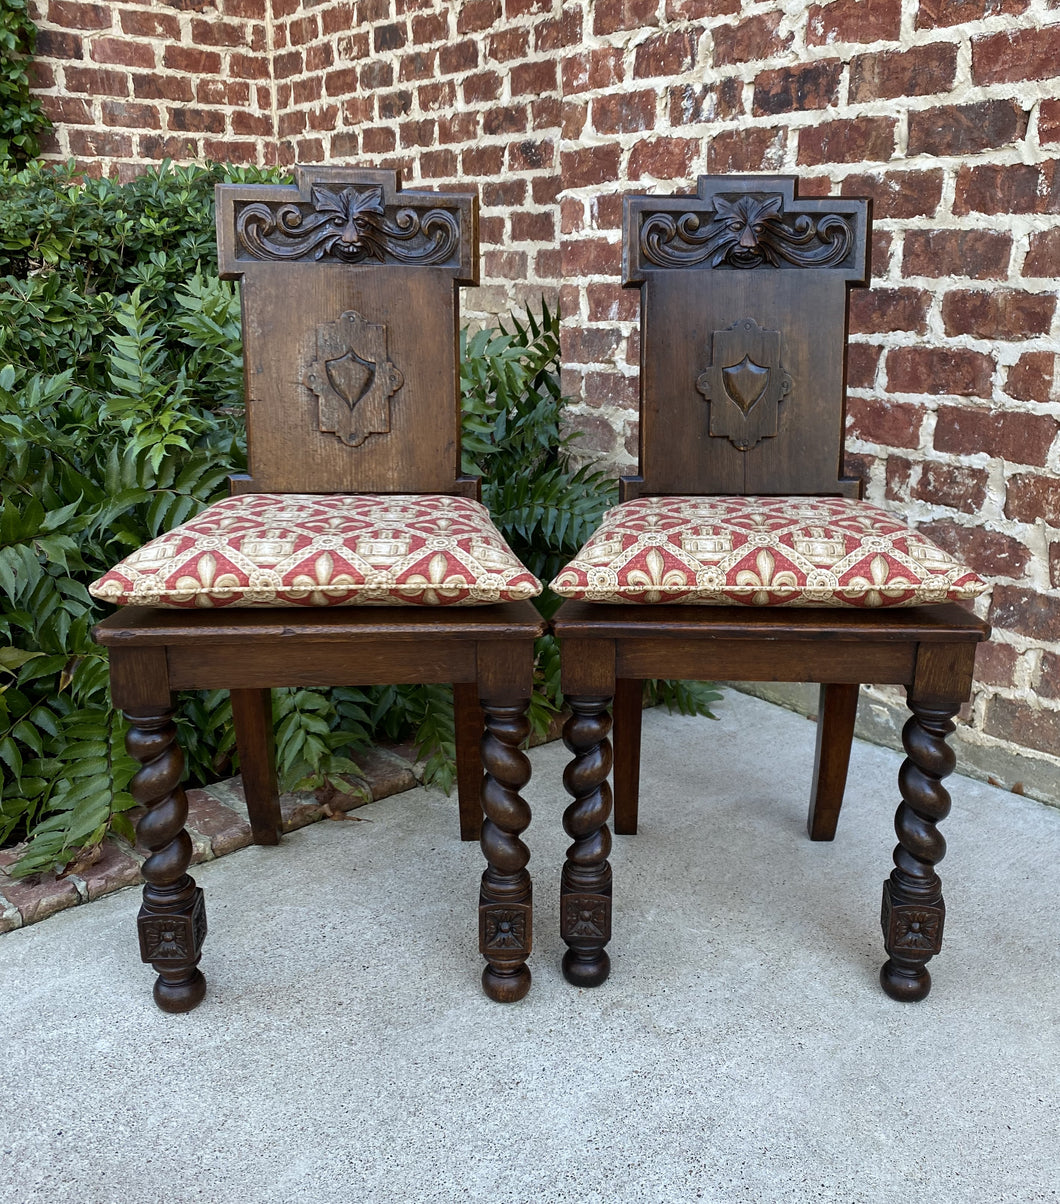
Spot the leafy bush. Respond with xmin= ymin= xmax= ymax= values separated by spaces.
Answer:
xmin=0 ymin=158 xmax=718 ymax=879
xmin=0 ymin=0 xmax=49 ymax=168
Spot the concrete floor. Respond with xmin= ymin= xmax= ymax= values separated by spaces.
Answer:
xmin=1 ymin=690 xmax=1058 ymax=1204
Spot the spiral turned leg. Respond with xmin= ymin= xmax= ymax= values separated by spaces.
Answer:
xmin=126 ymin=709 xmax=207 ymax=1013
xmin=560 ymin=696 xmax=614 ymax=988
xmin=478 ymin=699 xmax=533 ymax=1003
xmin=880 ymin=701 xmax=959 ymax=1002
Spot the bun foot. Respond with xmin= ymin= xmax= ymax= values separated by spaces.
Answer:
xmin=562 ymin=948 xmax=610 ymax=988
xmin=880 ymin=960 xmax=931 ymax=1002
xmin=153 ymin=969 xmax=207 ymax=1013
xmin=482 ymin=964 xmax=531 ymax=1003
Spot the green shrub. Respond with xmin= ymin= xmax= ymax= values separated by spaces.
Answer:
xmin=0 ymin=0 xmax=49 ymax=168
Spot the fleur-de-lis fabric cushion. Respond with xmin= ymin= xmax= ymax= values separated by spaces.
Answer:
xmin=90 ymin=493 xmax=542 ymax=608
xmin=550 ymin=495 xmax=986 ymax=608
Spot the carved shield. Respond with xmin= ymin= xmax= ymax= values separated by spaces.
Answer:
xmin=696 ymin=318 xmax=792 ymax=452
xmin=304 ymin=310 xmax=404 ymax=447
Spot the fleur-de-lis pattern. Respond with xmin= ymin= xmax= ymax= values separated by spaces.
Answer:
xmin=550 ymin=495 xmax=986 ymax=608
xmin=90 ymin=494 xmax=542 ymax=608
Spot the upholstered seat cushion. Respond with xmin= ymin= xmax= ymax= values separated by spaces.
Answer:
xmin=550 ymin=495 xmax=986 ymax=608
xmin=90 ymin=492 xmax=542 ymax=608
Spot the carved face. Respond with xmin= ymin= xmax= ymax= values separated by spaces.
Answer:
xmin=713 ymin=194 xmax=784 ymax=253
xmin=310 ymin=185 xmax=385 ymax=257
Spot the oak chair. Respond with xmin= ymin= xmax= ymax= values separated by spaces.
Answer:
xmin=550 ymin=175 xmax=989 ymax=1001
xmin=91 ymin=167 xmax=545 ymax=1012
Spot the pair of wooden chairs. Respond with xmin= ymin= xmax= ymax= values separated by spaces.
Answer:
xmin=91 ymin=168 xmax=988 ymax=1013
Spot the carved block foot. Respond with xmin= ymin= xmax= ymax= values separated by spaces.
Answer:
xmin=127 ymin=709 xmax=208 ymax=1012
xmin=560 ymin=697 xmax=614 ymax=988
xmin=879 ymin=702 xmax=956 ymax=1003
xmin=478 ymin=699 xmax=533 ymax=1002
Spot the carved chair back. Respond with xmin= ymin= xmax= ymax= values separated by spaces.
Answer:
xmin=621 ymin=175 xmax=870 ymax=502
xmin=216 ymin=166 xmax=478 ymax=498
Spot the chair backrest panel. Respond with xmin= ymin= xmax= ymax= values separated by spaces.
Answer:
xmin=216 ymin=166 xmax=478 ymax=497
xmin=621 ymin=175 xmax=870 ymax=502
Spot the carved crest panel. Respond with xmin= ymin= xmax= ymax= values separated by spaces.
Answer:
xmin=696 ymin=319 xmax=793 ymax=452
xmin=304 ymin=310 xmax=404 ymax=447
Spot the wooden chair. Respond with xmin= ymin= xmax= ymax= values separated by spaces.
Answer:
xmin=91 ymin=167 xmax=545 ymax=1012
xmin=550 ymin=175 xmax=989 ymax=1001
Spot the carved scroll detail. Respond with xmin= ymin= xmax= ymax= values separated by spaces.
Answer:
xmin=641 ymin=192 xmax=854 ymax=270
xmin=305 ymin=310 xmax=404 ymax=447
xmin=236 ymin=184 xmax=460 ymax=265
xmin=696 ymin=318 xmax=793 ymax=452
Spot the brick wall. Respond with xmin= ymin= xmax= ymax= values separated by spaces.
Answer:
xmin=26 ymin=0 xmax=1060 ymax=801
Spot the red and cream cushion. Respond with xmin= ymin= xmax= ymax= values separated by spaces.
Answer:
xmin=90 ymin=493 xmax=541 ymax=608
xmin=550 ymin=495 xmax=986 ymax=608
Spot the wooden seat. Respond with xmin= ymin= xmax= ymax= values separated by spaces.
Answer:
xmin=91 ymin=167 xmax=545 ymax=1011
xmin=550 ymin=175 xmax=989 ymax=1001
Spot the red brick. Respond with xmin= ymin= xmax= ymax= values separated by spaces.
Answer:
xmin=308 ymin=105 xmax=339 ymax=132
xmin=671 ymin=78 xmax=744 ymax=124
xmin=483 ymin=248 xmax=528 ymax=279
xmin=273 ymin=49 xmax=305 ymax=79
xmin=714 ymin=13 xmax=791 ymax=66
xmin=163 ymin=46 xmax=223 ymax=74
xmin=972 ymin=26 xmax=1060 ymax=86
xmin=902 ymin=230 xmax=1011 ymax=280
xmin=226 ymin=0 xmax=268 ymax=16
xmin=845 ymin=451 xmax=879 ymax=491
xmin=592 ymin=193 xmax=624 ymax=230
xmin=139 ymin=133 xmax=195 ymax=160
xmin=563 ymin=48 xmax=624 ymax=94
xmin=984 ymin=697 xmax=1060 ymax=757
xmin=292 ymin=77 xmax=323 ymax=106
xmin=439 ymin=40 xmax=478 ymax=73
xmin=562 ymin=237 xmax=620 ymax=277
xmin=847 ymin=343 xmax=880 ymax=390
xmin=511 ymin=211 xmax=555 ymax=243
xmin=191 ymin=18 xmax=252 ymax=47
xmin=330 ymin=131 xmax=359 ymax=158
xmin=871 ymin=231 xmax=892 ymax=276
xmin=666 ymin=0 xmax=739 ymax=14
xmin=707 ymin=126 xmax=785 ymax=173
xmin=798 ymin=117 xmax=896 ymax=167
xmin=342 ymin=97 xmax=373 ymax=127
xmin=360 ymin=61 xmax=393 ymax=90
xmin=808 ymin=0 xmax=901 ymax=43
xmin=278 ymin=109 xmax=306 ymax=137
xmin=356 ymin=0 xmax=389 ymax=20
xmin=197 ymin=78 xmax=249 ymax=106
xmin=133 ymin=74 xmax=194 ymax=102
xmin=842 ymin=170 xmax=943 ymax=219
xmin=887 ymin=348 xmax=994 ymax=398
xmin=168 ymin=106 xmax=226 ymax=135
xmin=634 ymin=29 xmax=698 ymax=78
xmin=1040 ymin=99 xmax=1060 ymax=146
xmin=942 ymin=289 xmax=1055 ymax=342
xmin=938 ymin=407 xmax=1058 ymax=467
xmin=463 ymin=71 xmax=502 ymax=103
xmin=511 ymin=59 xmax=558 ymax=97
xmin=101 ymin=100 xmax=160 ymax=129
xmin=230 ymin=53 xmax=271 ymax=79
xmin=628 ymin=138 xmax=697 ymax=181
xmin=583 ymin=370 xmax=639 ymax=408
xmin=485 ymin=27 xmax=526 ymax=62
xmin=483 ymin=105 xmax=528 ymax=136
xmin=536 ymin=7 xmax=582 ymax=53
xmin=917 ymin=0 xmax=1028 ymax=27
xmin=908 ymin=101 xmax=1028 ymax=157
xmin=920 ymin=521 xmax=1031 ymax=581
xmin=412 ymin=12 xmax=449 ymax=42
xmin=990 ymin=585 xmax=1060 ymax=643
xmin=232 ymin=110 xmax=272 ymax=136
xmin=378 ymin=90 xmax=412 ymax=119
xmin=399 ymin=119 xmax=435 ymax=148
xmin=306 ymin=42 xmax=334 ymax=73
xmin=562 ymin=99 xmax=588 ymax=140
xmin=505 ymin=0 xmax=551 ymax=14
xmin=46 ymin=0 xmax=110 ymax=29
xmin=420 ymin=148 xmax=458 ymax=177
xmin=911 ymin=463 xmax=988 ymax=513
xmin=482 ymin=180 xmax=526 ymax=206
xmin=67 ymin=128 xmax=133 ymax=157
xmin=849 ymin=288 xmax=929 ymax=335
xmin=326 ymin=67 xmax=359 ymax=96
xmin=463 ymin=145 xmax=506 ymax=176
xmin=374 ymin=22 xmax=408 ymax=52
xmin=321 ymin=2 xmax=357 ymax=35
xmin=586 ymin=282 xmax=639 ymax=322
xmin=1005 ymin=474 xmax=1060 ymax=524
xmin=846 ymin=395 xmax=924 ymax=448
xmin=753 ymin=60 xmax=842 ymax=115
xmin=287 ymin=13 xmax=320 ymax=44
xmin=1024 ymin=229 xmax=1060 ymax=278
xmin=64 ymin=65 xmax=129 ymax=96
xmin=592 ymin=91 xmax=656 ymax=135
xmin=436 ymin=112 xmax=478 ymax=143
xmin=418 ymin=81 xmax=456 ymax=111
xmin=507 ymin=138 xmax=554 ymax=172
xmin=561 ymin=145 xmax=622 ymax=190
xmin=969 ymin=640 xmax=1021 ymax=689
xmin=532 ymin=96 xmax=561 ymax=130
xmin=1007 ymin=353 xmax=1056 ymax=405
xmin=1038 ymin=652 xmax=1060 ymax=699
xmin=593 ymin=0 xmax=659 ymax=35
xmin=120 ymin=10 xmax=180 ymax=38
xmin=957 ymin=162 xmax=1060 ymax=216
xmin=40 ymin=96 xmax=92 ymax=125
xmin=362 ymin=127 xmax=396 ymax=154
xmin=399 ymin=51 xmax=438 ymax=82
xmin=848 ymin=43 xmax=957 ymax=102
xmin=458 ymin=0 xmax=501 ymax=33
